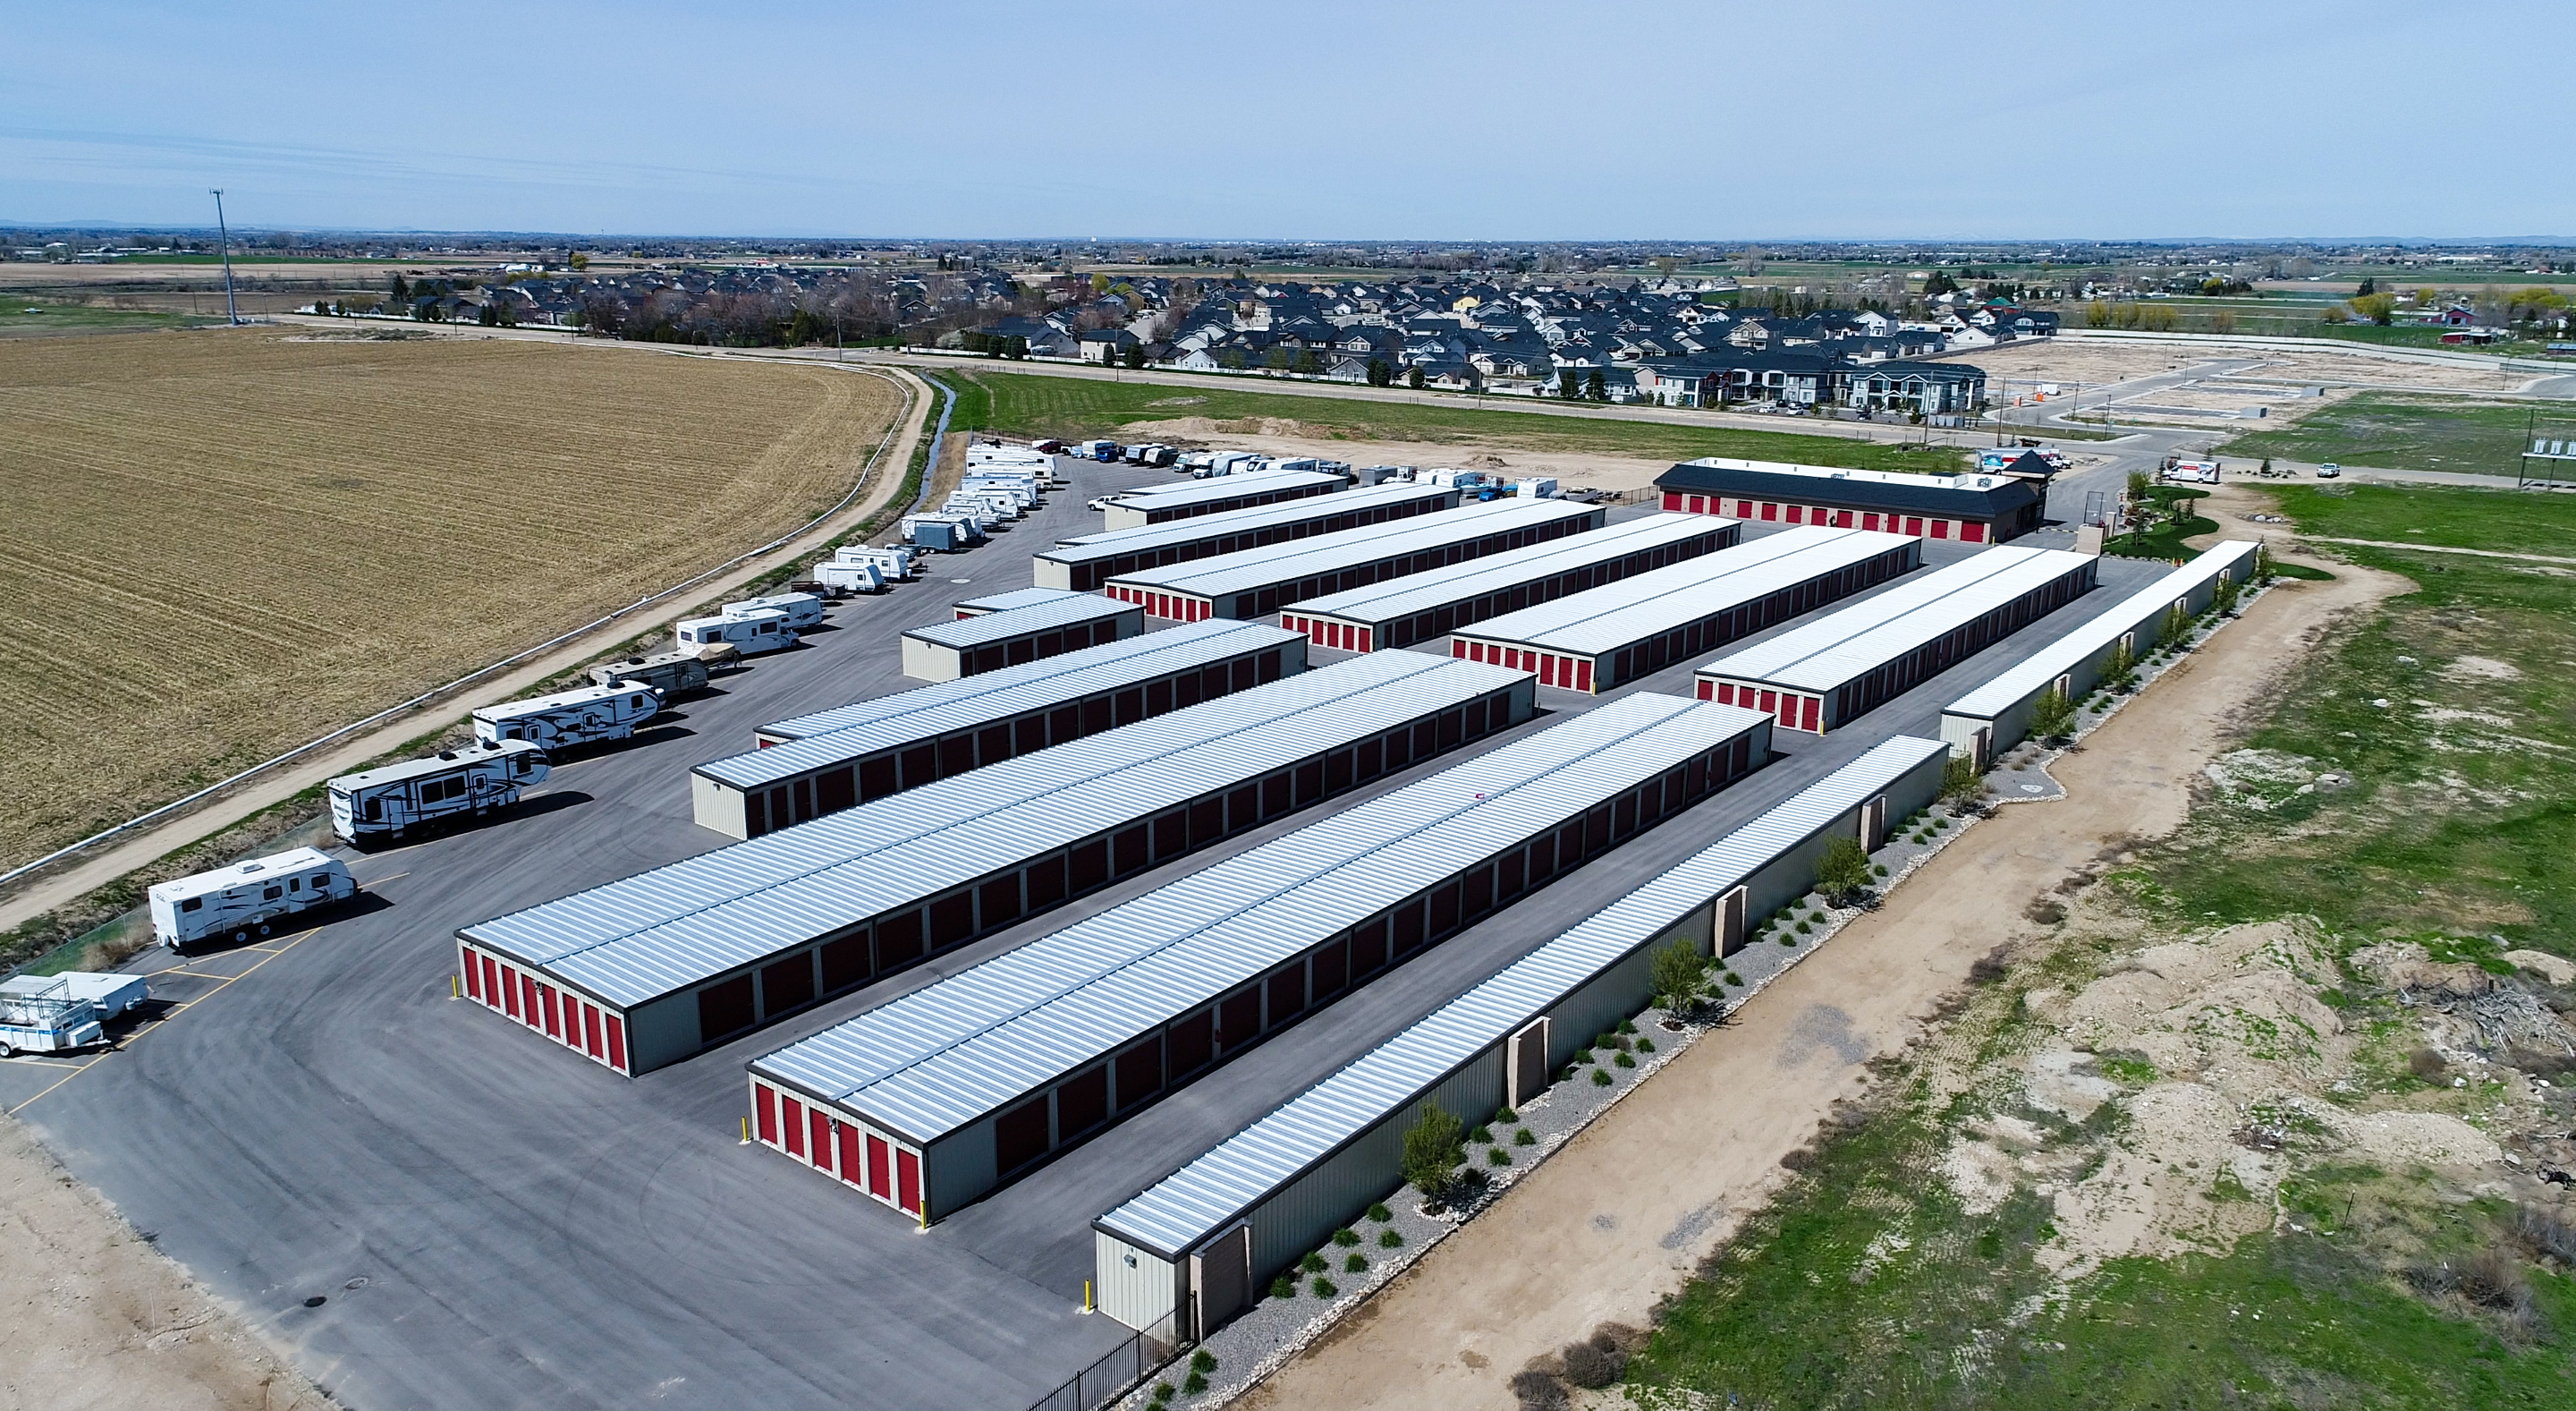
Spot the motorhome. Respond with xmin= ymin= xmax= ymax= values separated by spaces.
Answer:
xmin=675 ymin=608 xmax=797 ymax=656
xmin=589 ymin=650 xmax=711 ymax=697
xmin=723 ymin=592 xmax=826 ymax=632
xmin=328 ymin=741 xmax=548 ymax=844
xmin=148 ymin=846 xmax=358 ymax=948
xmin=472 ymin=683 xmax=660 ymax=751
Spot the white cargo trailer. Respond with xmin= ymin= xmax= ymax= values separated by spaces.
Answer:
xmin=675 ymin=608 xmax=797 ymax=656
xmin=1 ymin=971 xmax=150 ymax=1017
xmin=328 ymin=741 xmax=551 ymax=844
xmin=0 ymin=984 xmax=102 ymax=1055
xmin=148 ymin=846 xmax=358 ymax=948
xmin=724 ymin=592 xmax=826 ymax=632
xmin=814 ymin=559 xmax=886 ymax=594
xmin=472 ymin=683 xmax=660 ymax=751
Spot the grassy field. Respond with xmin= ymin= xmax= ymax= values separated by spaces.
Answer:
xmin=0 ymin=328 xmax=902 ymax=871
xmin=1626 ymin=488 xmax=2576 ymax=1407
xmin=0 ymin=302 xmax=219 ymax=334
xmin=2256 ymin=482 xmax=2576 ymax=559
xmin=936 ymin=369 xmax=1969 ymax=473
xmin=2222 ymin=394 xmax=2559 ymax=475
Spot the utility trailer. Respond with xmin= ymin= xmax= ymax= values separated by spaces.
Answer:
xmin=472 ymin=683 xmax=661 ymax=751
xmin=328 ymin=741 xmax=550 ymax=844
xmin=589 ymin=650 xmax=712 ymax=697
xmin=148 ymin=846 xmax=357 ymax=949
xmin=0 ymin=984 xmax=101 ymax=1056
xmin=1 ymin=971 xmax=149 ymax=1018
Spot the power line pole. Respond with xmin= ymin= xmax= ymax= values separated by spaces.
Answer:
xmin=210 ymin=189 xmax=240 ymax=325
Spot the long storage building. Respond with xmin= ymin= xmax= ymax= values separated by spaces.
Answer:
xmin=1941 ymin=540 xmax=2258 ymax=764
xmin=952 ymin=586 xmax=1083 ymax=617
xmin=1036 ymin=483 xmax=1460 ymax=591
xmin=459 ymin=653 xmax=1533 ymax=1075
xmin=898 ymin=593 xmax=1142 ymax=682
xmin=1694 ymin=545 xmax=2097 ymax=734
xmin=1099 ymin=470 xmax=1344 ymax=531
xmin=1452 ymin=525 xmax=1921 ymax=694
xmin=1277 ymin=512 xmax=1739 ymax=654
xmin=696 ymin=620 xmax=1305 ymax=838
xmin=1090 ymin=735 xmax=1948 ymax=1341
xmin=746 ymin=691 xmax=1769 ymax=1221
xmin=1103 ymin=498 xmax=1605 ymax=624
xmin=1656 ymin=456 xmax=2046 ymax=544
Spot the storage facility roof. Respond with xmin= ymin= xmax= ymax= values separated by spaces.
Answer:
xmin=465 ymin=654 xmax=1514 ymax=1007
xmin=1105 ymin=470 xmax=1344 ymax=512
xmin=758 ymin=693 xmax=1764 ymax=1143
xmin=902 ymin=594 xmax=1135 ymax=650
xmin=1096 ymin=735 xmax=1947 ymax=1258
xmin=1945 ymin=540 xmax=2259 ymax=721
xmin=1697 ymin=547 xmax=2094 ymax=693
xmin=1107 ymin=499 xmax=1601 ymax=600
xmin=1456 ymin=526 xmax=1909 ymax=657
xmin=710 ymin=624 xmax=1300 ymax=787
xmin=1040 ymin=484 xmax=1458 ymax=569
xmin=1657 ymin=457 xmax=2040 ymax=517
xmin=1290 ymin=513 xmax=1732 ymax=629
xmin=956 ymin=587 xmax=1086 ymax=615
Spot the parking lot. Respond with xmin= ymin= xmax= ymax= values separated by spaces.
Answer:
xmin=0 ymin=455 xmax=2165 ymax=1411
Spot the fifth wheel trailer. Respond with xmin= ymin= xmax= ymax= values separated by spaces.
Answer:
xmin=328 ymin=741 xmax=549 ymax=844
xmin=471 ymin=683 xmax=660 ymax=751
xmin=148 ymin=846 xmax=357 ymax=949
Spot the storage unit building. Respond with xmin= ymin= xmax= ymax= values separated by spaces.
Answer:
xmin=1453 ymin=526 xmax=1921 ymax=694
xmin=1092 ymin=735 xmax=1945 ymax=1339
xmin=1036 ymin=483 xmax=1461 ymax=591
xmin=1279 ymin=512 xmax=1741 ymax=653
xmin=1103 ymin=498 xmax=1606 ymax=624
xmin=1656 ymin=456 xmax=2046 ymax=544
xmin=459 ymin=654 xmax=1533 ymax=1075
xmin=1097 ymin=470 xmax=1344 ymax=531
xmin=1941 ymin=540 xmax=2260 ymax=765
xmin=697 ymin=621 xmax=1305 ymax=838
xmin=1695 ymin=546 xmax=2098 ymax=735
xmin=746 ymin=691 xmax=1769 ymax=1221
xmin=898 ymin=595 xmax=1144 ymax=682
xmin=952 ymin=586 xmax=1085 ymax=618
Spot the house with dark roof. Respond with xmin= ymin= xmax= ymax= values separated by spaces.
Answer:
xmin=1654 ymin=458 xmax=2045 ymax=544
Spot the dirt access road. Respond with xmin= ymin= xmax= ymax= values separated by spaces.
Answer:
xmin=1244 ymin=540 xmax=2405 ymax=1411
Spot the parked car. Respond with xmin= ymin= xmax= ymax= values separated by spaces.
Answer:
xmin=2316 ymin=463 xmax=2342 ymax=478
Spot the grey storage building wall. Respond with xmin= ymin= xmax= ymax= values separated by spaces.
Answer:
xmin=1037 ymin=484 xmax=1461 ymax=591
xmin=899 ymin=595 xmax=1144 ymax=682
xmin=1090 ymin=735 xmax=1949 ymax=1339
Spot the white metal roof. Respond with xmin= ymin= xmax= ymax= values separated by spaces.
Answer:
xmin=462 ymin=654 xmax=1522 ymax=1007
xmin=1107 ymin=499 xmax=1602 ymax=601
xmin=1290 ymin=513 xmax=1734 ymax=629
xmin=1945 ymin=540 xmax=2260 ymax=721
xmin=758 ymin=692 xmax=1767 ymax=1143
xmin=1103 ymin=470 xmax=1344 ymax=512
xmin=1041 ymin=484 xmax=1458 ymax=567
xmin=147 ymin=847 xmax=343 ymax=905
xmin=1697 ymin=547 xmax=2095 ymax=694
xmin=955 ymin=587 xmax=1084 ymax=615
xmin=902 ymin=594 xmax=1136 ymax=651
xmin=1094 ymin=735 xmax=1947 ymax=1257
xmin=1456 ymin=526 xmax=1911 ymax=658
xmin=328 ymin=741 xmax=542 ymax=793
xmin=711 ymin=624 xmax=1301 ymax=787
xmin=1680 ymin=455 xmax=2013 ymax=492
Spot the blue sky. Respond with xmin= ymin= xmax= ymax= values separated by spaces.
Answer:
xmin=4 ymin=1 xmax=2561 ymax=240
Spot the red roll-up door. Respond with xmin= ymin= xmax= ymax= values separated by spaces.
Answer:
xmin=1906 ymin=517 xmax=1924 ymax=535
xmin=541 ymin=984 xmax=561 ymax=1038
xmin=1576 ymin=659 xmax=1592 ymax=693
xmin=582 ymin=1004 xmax=603 ymax=1058
xmin=1359 ymin=627 xmax=1373 ymax=651
xmin=782 ymin=1097 xmax=805 ymax=1156
xmin=1758 ymin=689 xmax=1775 ymax=712
xmin=520 ymin=973 xmax=540 ymax=1026
xmin=1697 ymin=679 xmax=1713 ymax=701
xmin=810 ymin=1110 xmax=835 ymax=1172
xmin=1863 ymin=513 xmax=1879 ymax=531
xmin=1663 ymin=491 xmax=1682 ymax=510
xmin=757 ymin=1084 xmax=778 ymax=1143
xmin=481 ymin=956 xmax=499 ymax=1007
xmin=500 ymin=962 xmax=521 ymax=1016
xmin=1687 ymin=495 xmax=1705 ymax=513
xmin=867 ymin=1135 xmax=891 ymax=1198
xmin=1452 ymin=640 xmax=1466 ymax=659
xmin=462 ymin=949 xmax=482 ymax=1000
xmin=838 ymin=1124 xmax=863 ymax=1185
xmin=1962 ymin=521 xmax=1986 ymax=543
xmin=605 ymin=1015 xmax=626 ymax=1071
xmin=1785 ymin=506 xmax=1802 ymax=524
xmin=1930 ymin=519 xmax=1949 ymax=540
xmin=896 ymin=1151 xmax=922 ymax=1214
xmin=1801 ymin=696 xmax=1821 ymax=732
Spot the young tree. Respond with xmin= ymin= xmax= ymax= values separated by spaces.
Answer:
xmin=1400 ymin=1101 xmax=1464 ymax=1203
xmin=1650 ymin=939 xmax=1702 ymax=1011
xmin=1816 ymin=834 xmax=1872 ymax=901
xmin=2125 ymin=470 xmax=2150 ymax=503
xmin=2212 ymin=574 xmax=2242 ymax=616
xmin=2157 ymin=604 xmax=2191 ymax=650
xmin=1585 ymin=369 xmax=1607 ymax=401
xmin=2029 ymin=684 xmax=2076 ymax=742
xmin=1406 ymin=365 xmax=1425 ymax=390
xmin=1293 ymin=348 xmax=1322 ymax=376
xmin=1265 ymin=347 xmax=1292 ymax=371
xmin=390 ymin=272 xmax=411 ymax=302
xmin=2351 ymin=292 xmax=2397 ymax=326
xmin=2106 ymin=640 xmax=2139 ymax=692
xmin=568 ymin=251 xmax=589 ymax=272
xmin=1367 ymin=357 xmax=1393 ymax=387
xmin=1123 ymin=344 xmax=1147 ymax=370
xmin=2354 ymin=276 xmax=2377 ymax=297
xmin=1940 ymin=752 xmax=1985 ymax=804
xmin=1558 ymin=368 xmax=1580 ymax=399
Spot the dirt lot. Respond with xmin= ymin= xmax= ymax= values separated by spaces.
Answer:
xmin=0 ymin=327 xmax=902 ymax=871
xmin=1967 ymin=338 xmax=2537 ymax=397
xmin=1244 ymin=541 xmax=2406 ymax=1410
xmin=0 ymin=1113 xmax=335 ymax=1411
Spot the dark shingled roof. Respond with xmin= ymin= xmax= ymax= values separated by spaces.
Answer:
xmin=1654 ymin=461 xmax=2041 ymax=521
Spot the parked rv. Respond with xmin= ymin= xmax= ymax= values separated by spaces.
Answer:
xmin=328 ymin=742 xmax=550 ymax=844
xmin=1179 ymin=451 xmax=1216 ymax=475
xmin=902 ymin=514 xmax=984 ymax=552
xmin=835 ymin=544 xmax=918 ymax=581
xmin=814 ymin=558 xmax=887 ymax=595
xmin=1072 ymin=439 xmax=1123 ymax=462
xmin=0 ymin=984 xmax=102 ymax=1055
xmin=675 ymin=608 xmax=798 ymax=656
xmin=1 ymin=971 xmax=149 ymax=1019
xmin=472 ymin=683 xmax=660 ymax=752
xmin=1517 ymin=478 xmax=1560 ymax=499
xmin=724 ymin=592 xmax=827 ymax=632
xmin=589 ymin=650 xmax=711 ymax=697
xmin=149 ymin=846 xmax=359 ymax=949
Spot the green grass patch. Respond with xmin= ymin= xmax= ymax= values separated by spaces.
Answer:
xmin=2224 ymin=395 xmax=2557 ymax=475
xmin=0 ymin=302 xmax=217 ymax=332
xmin=933 ymin=370 xmax=1968 ymax=473
xmin=2260 ymin=482 xmax=2576 ymax=559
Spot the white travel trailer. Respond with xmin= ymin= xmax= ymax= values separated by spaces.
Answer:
xmin=149 ymin=846 xmax=360 ymax=949
xmin=835 ymin=544 xmax=917 ymax=581
xmin=1517 ymin=478 xmax=1560 ymax=499
xmin=724 ymin=592 xmax=826 ymax=632
xmin=0 ymin=983 xmax=101 ymax=1055
xmin=814 ymin=558 xmax=887 ymax=595
xmin=472 ymin=683 xmax=660 ymax=751
xmin=959 ymin=475 xmax=1038 ymax=510
xmin=328 ymin=741 xmax=551 ymax=844
xmin=675 ymin=608 xmax=797 ymax=656
xmin=0 ymin=970 xmax=148 ymax=1018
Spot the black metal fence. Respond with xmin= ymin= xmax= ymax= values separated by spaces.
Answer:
xmin=1020 ymin=1327 xmax=1179 ymax=1411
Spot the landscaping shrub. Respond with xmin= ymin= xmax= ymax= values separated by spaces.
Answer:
xmin=1401 ymin=1101 xmax=1466 ymax=1204
xmin=1310 ymin=1276 xmax=1338 ymax=1297
xmin=1183 ymin=1370 xmax=1208 ymax=1394
xmin=1301 ymin=1252 xmax=1326 ymax=1274
xmin=1591 ymin=1067 xmax=1613 ymax=1085
xmin=1560 ymin=1335 xmax=1625 ymax=1389
xmin=1269 ymin=1275 xmax=1295 ymax=1299
xmin=1343 ymin=1252 xmax=1368 ymax=1273
xmin=1191 ymin=1349 xmax=1216 ymax=1375
xmin=1496 ymin=1107 xmax=1519 ymax=1124
xmin=1489 ymin=1146 xmax=1512 ymax=1166
xmin=1514 ymin=1127 xmax=1536 ymax=1145
xmin=1377 ymin=1228 xmax=1404 ymax=1249
xmin=1332 ymin=1228 xmax=1360 ymax=1246
xmin=1366 ymin=1203 xmax=1392 ymax=1222
xmin=1614 ymin=1051 xmax=1636 ymax=1068
xmin=1509 ymin=1369 xmax=1570 ymax=1410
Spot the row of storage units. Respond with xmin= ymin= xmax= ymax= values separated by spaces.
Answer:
xmin=1941 ymin=540 xmax=2260 ymax=765
xmin=1655 ymin=456 xmax=2046 ymax=545
xmin=1099 ymin=470 xmax=1345 ymax=530
xmin=458 ymin=942 xmax=635 ymax=1074
xmin=744 ymin=692 xmax=1771 ymax=1223
xmin=1695 ymin=546 xmax=2098 ymax=735
xmin=1036 ymin=483 xmax=1461 ymax=591
xmin=1089 ymin=735 xmax=1949 ymax=1341
xmin=951 ymin=586 xmax=1081 ymax=617
xmin=459 ymin=653 xmax=1533 ymax=1075
xmin=1451 ymin=526 xmax=1923 ymax=695
xmin=897 ymin=592 xmax=1142 ymax=682
xmin=694 ymin=621 xmax=1306 ymax=839
xmin=1276 ymin=512 xmax=1741 ymax=653
xmin=1103 ymin=498 xmax=1606 ymax=623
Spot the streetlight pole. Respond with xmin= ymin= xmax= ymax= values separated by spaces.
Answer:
xmin=210 ymin=190 xmax=240 ymax=325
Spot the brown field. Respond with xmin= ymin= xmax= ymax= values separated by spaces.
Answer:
xmin=0 ymin=327 xmax=902 ymax=871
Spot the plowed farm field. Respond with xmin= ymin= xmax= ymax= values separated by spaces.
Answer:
xmin=0 ymin=328 xmax=902 ymax=871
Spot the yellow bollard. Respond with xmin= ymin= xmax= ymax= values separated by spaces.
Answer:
xmin=1083 ymin=1279 xmax=1094 ymax=1313
xmin=740 ymin=1116 xmax=750 ymax=1144
xmin=449 ymin=974 xmax=458 ymax=1000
